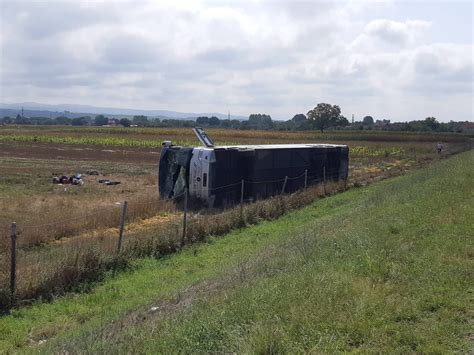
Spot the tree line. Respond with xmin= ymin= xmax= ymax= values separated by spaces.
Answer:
xmin=1 ymin=103 xmax=471 ymax=133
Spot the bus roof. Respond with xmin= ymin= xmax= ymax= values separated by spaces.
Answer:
xmin=195 ymin=143 xmax=348 ymax=150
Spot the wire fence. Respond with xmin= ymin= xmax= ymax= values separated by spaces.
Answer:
xmin=1 ymin=168 xmax=344 ymax=311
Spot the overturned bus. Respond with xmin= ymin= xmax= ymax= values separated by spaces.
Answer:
xmin=159 ymin=129 xmax=349 ymax=207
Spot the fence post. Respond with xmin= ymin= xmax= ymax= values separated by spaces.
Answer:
xmin=323 ymin=166 xmax=326 ymax=195
xmin=304 ymin=169 xmax=308 ymax=189
xmin=10 ymin=222 xmax=17 ymax=307
xmin=281 ymin=176 xmax=288 ymax=194
xmin=182 ymin=187 xmax=188 ymax=247
xmin=117 ymin=201 xmax=128 ymax=254
xmin=240 ymin=179 xmax=245 ymax=220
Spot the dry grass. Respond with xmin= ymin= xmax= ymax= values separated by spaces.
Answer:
xmin=0 ymin=180 xmax=342 ymax=310
xmin=0 ymin=151 xmax=470 ymax=310
xmin=0 ymin=149 xmax=422 ymax=310
xmin=0 ymin=127 xmax=471 ymax=311
xmin=1 ymin=140 xmax=468 ymax=250
xmin=2 ymin=151 xmax=472 ymax=353
xmin=0 ymin=155 xmax=158 ymax=246
xmin=0 ymin=191 xmax=177 ymax=250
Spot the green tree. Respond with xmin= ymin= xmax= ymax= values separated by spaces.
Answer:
xmin=15 ymin=114 xmax=31 ymax=124
xmin=424 ymin=117 xmax=439 ymax=131
xmin=248 ymin=114 xmax=273 ymax=129
xmin=119 ymin=118 xmax=131 ymax=127
xmin=94 ymin=115 xmax=108 ymax=126
xmin=32 ymin=117 xmax=54 ymax=125
xmin=230 ymin=119 xmax=241 ymax=129
xmin=306 ymin=103 xmax=345 ymax=132
xmin=291 ymin=114 xmax=306 ymax=125
xmin=220 ymin=119 xmax=231 ymax=128
xmin=196 ymin=116 xmax=210 ymax=126
xmin=55 ymin=116 xmax=71 ymax=125
xmin=2 ymin=116 xmax=12 ymax=124
xmin=71 ymin=117 xmax=90 ymax=126
xmin=208 ymin=116 xmax=221 ymax=126
xmin=362 ymin=116 xmax=374 ymax=126
xmin=132 ymin=115 xmax=149 ymax=126
xmin=337 ymin=115 xmax=350 ymax=127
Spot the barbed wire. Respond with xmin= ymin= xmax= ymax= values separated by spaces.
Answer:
xmin=204 ymin=171 xmax=323 ymax=191
xmin=208 ymin=180 xmax=243 ymax=191
xmin=17 ymin=209 xmax=114 ymax=230
xmin=286 ymin=172 xmax=306 ymax=180
xmin=1 ymin=171 xmax=350 ymax=300
xmin=121 ymin=197 xmax=161 ymax=208
xmin=8 ymin=191 xmax=188 ymax=231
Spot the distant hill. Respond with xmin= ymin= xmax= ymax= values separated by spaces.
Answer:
xmin=0 ymin=102 xmax=247 ymax=120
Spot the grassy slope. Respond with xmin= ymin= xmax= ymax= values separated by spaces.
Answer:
xmin=1 ymin=151 xmax=473 ymax=353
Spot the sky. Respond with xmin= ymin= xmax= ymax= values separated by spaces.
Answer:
xmin=0 ymin=0 xmax=472 ymax=122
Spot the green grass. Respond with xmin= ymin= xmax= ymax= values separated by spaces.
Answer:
xmin=0 ymin=151 xmax=472 ymax=353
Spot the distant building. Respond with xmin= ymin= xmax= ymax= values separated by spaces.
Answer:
xmin=108 ymin=118 xmax=119 ymax=126
xmin=387 ymin=122 xmax=405 ymax=131
xmin=459 ymin=121 xmax=474 ymax=133
xmin=373 ymin=119 xmax=391 ymax=130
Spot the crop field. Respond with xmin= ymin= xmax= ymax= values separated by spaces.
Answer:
xmin=0 ymin=125 xmax=472 ymax=310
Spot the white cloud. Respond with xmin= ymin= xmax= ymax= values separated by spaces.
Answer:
xmin=367 ymin=19 xmax=430 ymax=45
xmin=0 ymin=0 xmax=472 ymax=121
